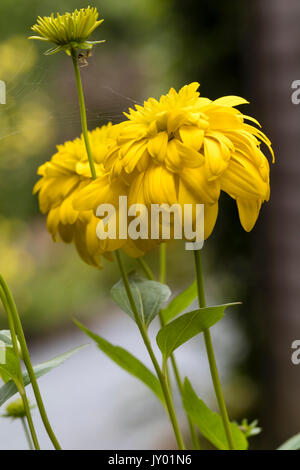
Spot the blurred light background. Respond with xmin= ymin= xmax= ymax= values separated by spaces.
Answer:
xmin=0 ymin=0 xmax=299 ymax=450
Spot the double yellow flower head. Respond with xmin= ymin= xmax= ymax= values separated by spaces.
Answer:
xmin=35 ymin=82 xmax=273 ymax=267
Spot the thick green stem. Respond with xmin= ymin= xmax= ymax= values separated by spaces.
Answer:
xmin=138 ymin=251 xmax=201 ymax=450
xmin=193 ymin=250 xmax=235 ymax=450
xmin=0 ymin=276 xmax=61 ymax=450
xmin=71 ymin=50 xmax=97 ymax=180
xmin=0 ymin=287 xmax=40 ymax=450
xmin=115 ymin=250 xmax=185 ymax=450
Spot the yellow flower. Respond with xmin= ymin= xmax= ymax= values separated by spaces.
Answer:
xmin=29 ymin=7 xmax=104 ymax=55
xmin=75 ymin=82 xmax=273 ymax=247
xmin=34 ymin=124 xmax=119 ymax=267
xmin=3 ymin=398 xmax=28 ymax=419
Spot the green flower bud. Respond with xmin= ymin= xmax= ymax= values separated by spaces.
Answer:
xmin=29 ymin=7 xmax=105 ymax=55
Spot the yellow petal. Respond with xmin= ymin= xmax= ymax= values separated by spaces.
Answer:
xmin=213 ymin=96 xmax=249 ymax=107
xmin=122 ymin=141 xmax=148 ymax=173
xmin=58 ymin=223 xmax=74 ymax=243
xmin=128 ymin=172 xmax=146 ymax=206
xmin=174 ymin=139 xmax=204 ymax=168
xmin=143 ymin=165 xmax=177 ymax=205
xmin=220 ymin=156 xmax=269 ymax=200
xmin=179 ymin=126 xmax=205 ymax=151
xmin=147 ymin=132 xmax=168 ymax=162
xmin=179 ymin=170 xmax=220 ymax=204
xmin=167 ymin=110 xmax=186 ymax=133
xmin=122 ymin=239 xmax=145 ymax=258
xmin=46 ymin=207 xmax=60 ymax=239
xmin=208 ymin=111 xmax=242 ymax=130
xmin=166 ymin=139 xmax=182 ymax=171
xmin=60 ymin=196 xmax=78 ymax=225
xmin=117 ymin=123 xmax=147 ymax=143
xmin=73 ymin=177 xmax=113 ymax=211
xmin=204 ymin=203 xmax=218 ymax=239
xmin=204 ymin=137 xmax=230 ymax=179
xmin=236 ymin=198 xmax=262 ymax=232
xmin=86 ymin=215 xmax=101 ymax=254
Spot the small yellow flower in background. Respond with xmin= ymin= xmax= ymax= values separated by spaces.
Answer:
xmin=3 ymin=399 xmax=27 ymax=419
xmin=34 ymin=124 xmax=114 ymax=267
xmin=75 ymin=82 xmax=273 ymax=247
xmin=29 ymin=6 xmax=105 ymax=55
xmin=34 ymin=124 xmax=141 ymax=266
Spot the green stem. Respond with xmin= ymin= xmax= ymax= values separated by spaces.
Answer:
xmin=71 ymin=50 xmax=97 ymax=180
xmin=170 ymin=356 xmax=200 ymax=450
xmin=193 ymin=250 xmax=235 ymax=450
xmin=0 ymin=275 xmax=61 ymax=450
xmin=159 ymin=243 xmax=167 ymax=284
xmin=21 ymin=417 xmax=34 ymax=450
xmin=138 ymin=252 xmax=201 ymax=450
xmin=115 ymin=250 xmax=185 ymax=450
xmin=0 ymin=287 xmax=40 ymax=450
xmin=137 ymin=257 xmax=155 ymax=281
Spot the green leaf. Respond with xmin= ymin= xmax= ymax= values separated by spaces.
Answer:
xmin=0 ymin=345 xmax=85 ymax=407
xmin=0 ymin=331 xmax=13 ymax=381
xmin=0 ymin=330 xmax=13 ymax=348
xmin=110 ymin=274 xmax=171 ymax=327
xmin=182 ymin=379 xmax=248 ymax=450
xmin=44 ymin=45 xmax=64 ymax=55
xmin=277 ymin=433 xmax=300 ymax=450
xmin=157 ymin=303 xmax=240 ymax=358
xmin=74 ymin=320 xmax=164 ymax=405
xmin=0 ymin=348 xmax=20 ymax=384
xmin=161 ymin=281 xmax=197 ymax=323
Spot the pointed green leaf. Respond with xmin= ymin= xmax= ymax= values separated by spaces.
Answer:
xmin=161 ymin=281 xmax=197 ymax=323
xmin=183 ymin=379 xmax=248 ymax=450
xmin=0 ymin=348 xmax=20 ymax=384
xmin=157 ymin=303 xmax=240 ymax=358
xmin=278 ymin=433 xmax=300 ymax=450
xmin=0 ymin=345 xmax=85 ymax=407
xmin=85 ymin=40 xmax=106 ymax=45
xmin=111 ymin=274 xmax=171 ymax=327
xmin=74 ymin=320 xmax=164 ymax=405
xmin=44 ymin=45 xmax=64 ymax=55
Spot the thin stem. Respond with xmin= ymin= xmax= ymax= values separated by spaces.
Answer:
xmin=193 ymin=250 xmax=235 ymax=450
xmin=115 ymin=250 xmax=185 ymax=450
xmin=21 ymin=417 xmax=34 ymax=450
xmin=0 ymin=275 xmax=61 ymax=450
xmin=159 ymin=243 xmax=167 ymax=284
xmin=0 ymin=287 xmax=40 ymax=450
xmin=71 ymin=50 xmax=97 ymax=180
xmin=170 ymin=356 xmax=201 ymax=450
xmin=138 ymin=253 xmax=201 ymax=449
xmin=137 ymin=257 xmax=155 ymax=281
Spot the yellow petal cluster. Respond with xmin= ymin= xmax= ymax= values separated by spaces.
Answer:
xmin=34 ymin=124 xmax=118 ymax=267
xmin=75 ymin=83 xmax=273 ymax=248
xmin=35 ymin=83 xmax=274 ymax=265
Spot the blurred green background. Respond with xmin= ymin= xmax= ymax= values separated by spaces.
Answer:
xmin=0 ymin=0 xmax=299 ymax=450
